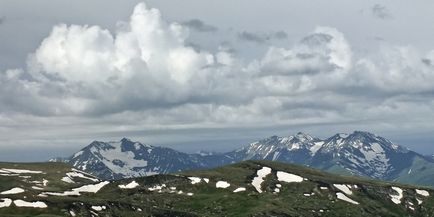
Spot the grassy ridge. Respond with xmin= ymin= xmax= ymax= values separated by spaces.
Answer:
xmin=0 ymin=161 xmax=433 ymax=216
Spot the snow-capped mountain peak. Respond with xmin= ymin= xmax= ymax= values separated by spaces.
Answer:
xmin=66 ymin=138 xmax=231 ymax=180
xmin=59 ymin=131 xmax=434 ymax=187
xmin=293 ymin=132 xmax=315 ymax=142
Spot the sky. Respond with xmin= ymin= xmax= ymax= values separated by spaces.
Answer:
xmin=1 ymin=0 xmax=434 ymax=161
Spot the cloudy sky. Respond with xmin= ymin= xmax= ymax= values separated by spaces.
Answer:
xmin=1 ymin=0 xmax=434 ymax=161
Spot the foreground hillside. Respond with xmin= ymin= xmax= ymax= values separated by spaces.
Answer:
xmin=0 ymin=161 xmax=433 ymax=216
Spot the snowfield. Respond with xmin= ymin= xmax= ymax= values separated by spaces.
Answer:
xmin=118 ymin=181 xmax=139 ymax=189
xmin=63 ymin=170 xmax=99 ymax=183
xmin=336 ymin=192 xmax=359 ymax=205
xmin=0 ymin=169 xmax=43 ymax=174
xmin=0 ymin=198 xmax=12 ymax=208
xmin=233 ymin=187 xmax=246 ymax=193
xmin=61 ymin=176 xmax=75 ymax=184
xmin=14 ymin=200 xmax=47 ymax=208
xmin=251 ymin=167 xmax=272 ymax=193
xmin=216 ymin=181 xmax=230 ymax=189
xmin=416 ymin=189 xmax=429 ymax=197
xmin=188 ymin=177 xmax=202 ymax=184
xmin=148 ymin=184 xmax=166 ymax=191
xmin=276 ymin=171 xmax=304 ymax=183
xmin=390 ymin=187 xmax=403 ymax=204
xmin=333 ymin=184 xmax=353 ymax=195
xmin=89 ymin=141 xmax=149 ymax=177
xmin=91 ymin=205 xmax=106 ymax=211
xmin=41 ymin=181 xmax=110 ymax=196
xmin=0 ymin=187 xmax=25 ymax=195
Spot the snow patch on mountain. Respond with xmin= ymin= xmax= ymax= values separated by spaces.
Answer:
xmin=216 ymin=181 xmax=230 ymax=189
xmin=41 ymin=181 xmax=109 ymax=197
xmin=1 ymin=187 xmax=25 ymax=195
xmin=0 ymin=169 xmax=43 ymax=174
xmin=89 ymin=141 xmax=148 ymax=175
xmin=252 ymin=167 xmax=272 ymax=193
xmin=336 ymin=192 xmax=359 ymax=205
xmin=416 ymin=189 xmax=429 ymax=197
xmin=118 ymin=181 xmax=139 ymax=189
xmin=233 ymin=187 xmax=246 ymax=193
xmin=0 ymin=198 xmax=12 ymax=208
xmin=276 ymin=171 xmax=304 ymax=183
xmin=333 ymin=184 xmax=352 ymax=195
xmin=390 ymin=187 xmax=403 ymax=204
xmin=14 ymin=200 xmax=47 ymax=208
xmin=188 ymin=177 xmax=202 ymax=184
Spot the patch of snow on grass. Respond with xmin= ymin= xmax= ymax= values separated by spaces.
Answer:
xmin=14 ymin=200 xmax=47 ymax=208
xmin=186 ymin=193 xmax=194 ymax=196
xmin=73 ymin=181 xmax=109 ymax=193
xmin=69 ymin=210 xmax=76 ymax=216
xmin=251 ymin=167 xmax=272 ymax=193
xmin=148 ymin=184 xmax=166 ymax=191
xmin=203 ymin=178 xmax=209 ymax=183
xmin=1 ymin=187 xmax=25 ymax=195
xmin=32 ymin=186 xmax=44 ymax=190
xmin=92 ymin=205 xmax=106 ymax=211
xmin=61 ymin=176 xmax=75 ymax=184
xmin=118 ymin=181 xmax=139 ymax=189
xmin=65 ymin=171 xmax=99 ymax=182
xmin=41 ymin=181 xmax=109 ymax=196
xmin=333 ymin=184 xmax=352 ymax=195
xmin=276 ymin=171 xmax=303 ymax=183
xmin=1 ymin=169 xmax=43 ymax=174
xmin=416 ymin=189 xmax=429 ymax=197
xmin=390 ymin=186 xmax=403 ymax=204
xmin=0 ymin=174 xmax=19 ymax=176
xmin=233 ymin=187 xmax=246 ymax=193
xmin=188 ymin=177 xmax=202 ymax=184
xmin=336 ymin=192 xmax=359 ymax=205
xmin=0 ymin=198 xmax=12 ymax=208
xmin=216 ymin=181 xmax=230 ymax=189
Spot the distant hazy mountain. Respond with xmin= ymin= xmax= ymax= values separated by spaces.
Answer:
xmin=56 ymin=131 xmax=434 ymax=186
xmin=54 ymin=138 xmax=231 ymax=179
xmin=227 ymin=131 xmax=434 ymax=186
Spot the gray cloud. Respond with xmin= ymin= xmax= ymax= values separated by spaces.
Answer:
xmin=182 ymin=19 xmax=217 ymax=32
xmin=238 ymin=31 xmax=268 ymax=43
xmin=0 ymin=16 xmax=5 ymax=25
xmin=273 ymin=31 xmax=288 ymax=40
xmin=371 ymin=4 xmax=392 ymax=19
xmin=238 ymin=30 xmax=288 ymax=44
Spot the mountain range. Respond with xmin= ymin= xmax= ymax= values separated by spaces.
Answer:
xmin=52 ymin=131 xmax=434 ymax=187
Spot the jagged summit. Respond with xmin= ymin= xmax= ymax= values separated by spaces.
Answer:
xmin=120 ymin=137 xmax=132 ymax=143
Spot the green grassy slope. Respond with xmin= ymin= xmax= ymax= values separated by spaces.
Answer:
xmin=0 ymin=161 xmax=433 ymax=216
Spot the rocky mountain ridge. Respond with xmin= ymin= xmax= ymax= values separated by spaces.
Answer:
xmin=53 ymin=131 xmax=434 ymax=187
